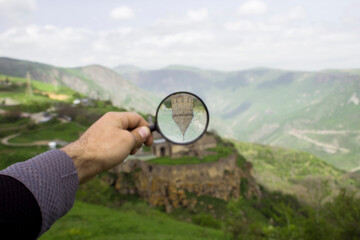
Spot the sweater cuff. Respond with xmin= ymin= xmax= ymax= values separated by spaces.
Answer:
xmin=0 ymin=149 xmax=79 ymax=237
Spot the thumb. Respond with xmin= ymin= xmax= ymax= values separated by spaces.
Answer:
xmin=130 ymin=126 xmax=151 ymax=155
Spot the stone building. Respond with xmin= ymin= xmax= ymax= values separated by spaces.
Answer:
xmin=151 ymin=132 xmax=217 ymax=158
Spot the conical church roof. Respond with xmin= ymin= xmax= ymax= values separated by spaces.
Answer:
xmin=171 ymin=94 xmax=194 ymax=137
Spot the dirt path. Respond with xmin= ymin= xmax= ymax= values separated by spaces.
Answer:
xmin=350 ymin=165 xmax=360 ymax=173
xmin=1 ymin=133 xmax=67 ymax=147
xmin=290 ymin=129 xmax=360 ymax=135
xmin=288 ymin=129 xmax=351 ymax=154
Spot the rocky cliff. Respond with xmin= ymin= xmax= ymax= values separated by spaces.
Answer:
xmin=112 ymin=154 xmax=261 ymax=212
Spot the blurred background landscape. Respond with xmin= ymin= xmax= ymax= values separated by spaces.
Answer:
xmin=0 ymin=0 xmax=360 ymax=239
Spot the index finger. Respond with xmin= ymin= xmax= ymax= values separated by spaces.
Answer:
xmin=112 ymin=112 xmax=149 ymax=130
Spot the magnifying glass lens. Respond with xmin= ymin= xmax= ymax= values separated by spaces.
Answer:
xmin=155 ymin=92 xmax=209 ymax=145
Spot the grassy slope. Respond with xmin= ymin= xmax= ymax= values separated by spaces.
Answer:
xmin=0 ymin=143 xmax=48 ymax=170
xmin=39 ymin=201 xmax=224 ymax=240
xmin=233 ymin=141 xmax=358 ymax=199
xmin=0 ymin=74 xmax=78 ymax=97
xmin=9 ymin=121 xmax=86 ymax=143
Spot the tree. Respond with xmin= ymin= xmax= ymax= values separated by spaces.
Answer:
xmin=325 ymin=189 xmax=360 ymax=239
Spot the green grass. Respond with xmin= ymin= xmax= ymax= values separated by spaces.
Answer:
xmin=0 ymin=74 xmax=78 ymax=97
xmin=0 ymin=116 xmax=30 ymax=127
xmin=148 ymin=146 xmax=233 ymax=165
xmin=39 ymin=201 xmax=224 ymax=240
xmin=75 ymin=175 xmax=145 ymax=208
xmin=2 ymin=100 xmax=54 ymax=113
xmin=9 ymin=122 xmax=86 ymax=143
xmin=0 ymin=143 xmax=48 ymax=170
xmin=148 ymin=155 xmax=207 ymax=165
xmin=1 ymin=91 xmax=53 ymax=104
xmin=0 ymin=74 xmax=80 ymax=114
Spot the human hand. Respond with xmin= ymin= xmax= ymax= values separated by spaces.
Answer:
xmin=61 ymin=112 xmax=153 ymax=184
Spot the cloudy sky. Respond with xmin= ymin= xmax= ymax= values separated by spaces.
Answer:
xmin=0 ymin=0 xmax=359 ymax=71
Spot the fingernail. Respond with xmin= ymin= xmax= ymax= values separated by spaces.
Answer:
xmin=139 ymin=126 xmax=150 ymax=140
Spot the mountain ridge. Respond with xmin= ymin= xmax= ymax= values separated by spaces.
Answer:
xmin=113 ymin=62 xmax=360 ymax=74
xmin=0 ymin=57 xmax=159 ymax=113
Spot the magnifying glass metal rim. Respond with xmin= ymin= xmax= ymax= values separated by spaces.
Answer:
xmin=152 ymin=91 xmax=210 ymax=145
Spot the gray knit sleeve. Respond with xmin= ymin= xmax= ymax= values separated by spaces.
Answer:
xmin=0 ymin=149 xmax=79 ymax=237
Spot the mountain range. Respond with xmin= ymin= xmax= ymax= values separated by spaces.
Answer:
xmin=1 ymin=57 xmax=359 ymax=172
xmin=115 ymin=64 xmax=360 ymax=172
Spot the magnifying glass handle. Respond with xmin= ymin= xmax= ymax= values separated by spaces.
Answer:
xmin=149 ymin=124 xmax=156 ymax=132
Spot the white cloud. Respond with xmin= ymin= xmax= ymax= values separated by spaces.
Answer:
xmin=109 ymin=6 xmax=134 ymax=20
xmin=135 ymin=31 xmax=214 ymax=48
xmin=154 ymin=8 xmax=208 ymax=26
xmin=224 ymin=20 xmax=281 ymax=32
xmin=224 ymin=20 xmax=255 ymax=32
xmin=187 ymin=9 xmax=208 ymax=22
xmin=237 ymin=0 xmax=267 ymax=15
xmin=0 ymin=2 xmax=359 ymax=72
xmin=288 ymin=6 xmax=307 ymax=20
xmin=0 ymin=0 xmax=37 ymax=19
xmin=270 ymin=6 xmax=307 ymax=23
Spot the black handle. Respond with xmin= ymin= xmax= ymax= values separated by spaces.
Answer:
xmin=149 ymin=124 xmax=156 ymax=132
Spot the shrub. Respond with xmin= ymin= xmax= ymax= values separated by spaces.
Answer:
xmin=325 ymin=189 xmax=360 ymax=239
xmin=240 ymin=178 xmax=248 ymax=196
xmin=26 ymin=121 xmax=38 ymax=130
xmin=76 ymin=176 xmax=122 ymax=207
xmin=192 ymin=213 xmax=221 ymax=229
xmin=22 ymin=101 xmax=52 ymax=113
xmin=2 ymin=109 xmax=22 ymax=122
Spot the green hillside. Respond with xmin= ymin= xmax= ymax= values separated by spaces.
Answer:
xmin=118 ymin=66 xmax=360 ymax=171
xmin=0 ymin=57 xmax=159 ymax=113
xmin=233 ymin=141 xmax=358 ymax=201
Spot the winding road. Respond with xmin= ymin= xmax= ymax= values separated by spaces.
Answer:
xmin=288 ymin=129 xmax=351 ymax=154
xmin=1 ymin=133 xmax=68 ymax=147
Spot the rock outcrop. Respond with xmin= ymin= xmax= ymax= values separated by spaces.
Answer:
xmin=112 ymin=154 xmax=261 ymax=212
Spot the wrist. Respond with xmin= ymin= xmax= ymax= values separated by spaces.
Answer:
xmin=61 ymin=141 xmax=90 ymax=184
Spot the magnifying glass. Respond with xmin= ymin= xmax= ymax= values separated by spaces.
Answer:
xmin=149 ymin=91 xmax=209 ymax=145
